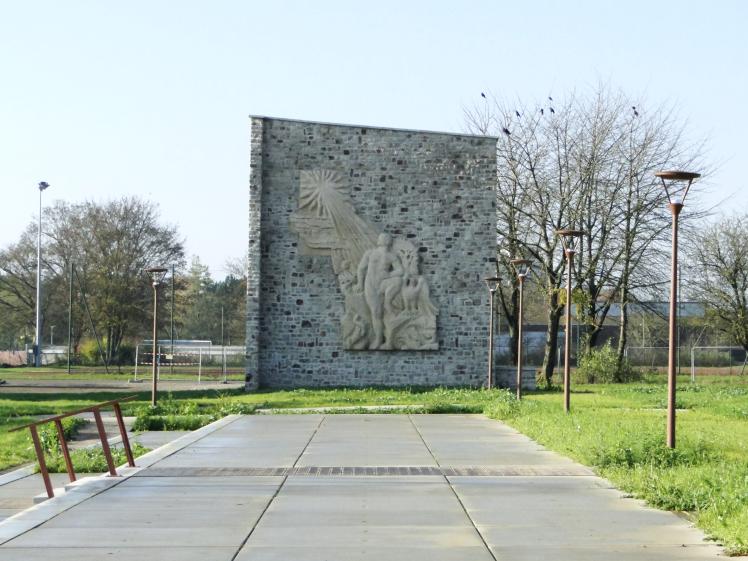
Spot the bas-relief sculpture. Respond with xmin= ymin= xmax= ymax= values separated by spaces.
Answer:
xmin=290 ymin=170 xmax=438 ymax=350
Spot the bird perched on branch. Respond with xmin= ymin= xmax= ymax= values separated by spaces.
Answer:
xmin=481 ymin=92 xmax=486 ymax=99
xmin=540 ymin=108 xmax=544 ymax=115
xmin=632 ymin=106 xmax=639 ymax=117
xmin=502 ymin=127 xmax=511 ymax=136
xmin=515 ymin=110 xmax=521 ymax=118
xmin=549 ymin=107 xmax=555 ymax=114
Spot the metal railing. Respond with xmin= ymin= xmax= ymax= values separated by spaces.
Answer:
xmin=9 ymin=395 xmax=138 ymax=498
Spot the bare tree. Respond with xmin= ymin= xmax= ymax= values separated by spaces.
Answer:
xmin=688 ymin=215 xmax=748 ymax=351
xmin=465 ymin=85 xmax=707 ymax=385
xmin=467 ymin=94 xmax=584 ymax=386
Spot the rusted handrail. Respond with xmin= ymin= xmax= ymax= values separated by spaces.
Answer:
xmin=9 ymin=395 xmax=138 ymax=498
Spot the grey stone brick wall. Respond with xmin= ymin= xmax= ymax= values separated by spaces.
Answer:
xmin=245 ymin=117 xmax=263 ymax=390
xmin=246 ymin=117 xmax=498 ymax=389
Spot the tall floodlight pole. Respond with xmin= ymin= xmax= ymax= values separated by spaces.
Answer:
xmin=484 ymin=276 xmax=501 ymax=389
xmin=556 ymin=230 xmax=584 ymax=413
xmin=511 ymin=259 xmax=532 ymax=400
xmin=655 ymin=170 xmax=700 ymax=449
xmin=170 ymin=264 xmax=175 ymax=376
xmin=34 ymin=182 xmax=50 ymax=367
xmin=146 ymin=267 xmax=168 ymax=407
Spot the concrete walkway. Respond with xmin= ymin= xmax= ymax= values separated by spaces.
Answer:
xmin=0 ymin=414 xmax=730 ymax=560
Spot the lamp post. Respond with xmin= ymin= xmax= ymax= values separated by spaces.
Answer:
xmin=511 ymin=259 xmax=532 ymax=399
xmin=556 ymin=229 xmax=584 ymax=413
xmin=656 ymin=170 xmax=700 ymax=449
xmin=484 ymin=276 xmax=501 ymax=389
xmin=146 ymin=267 xmax=168 ymax=407
xmin=34 ymin=181 xmax=50 ymax=367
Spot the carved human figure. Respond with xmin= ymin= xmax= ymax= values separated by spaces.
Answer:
xmin=356 ymin=233 xmax=404 ymax=349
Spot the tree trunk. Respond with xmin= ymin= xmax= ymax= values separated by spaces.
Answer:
xmin=616 ymin=283 xmax=629 ymax=373
xmin=586 ymin=324 xmax=602 ymax=349
xmin=501 ymin=286 xmax=520 ymax=364
xmin=541 ymin=290 xmax=562 ymax=387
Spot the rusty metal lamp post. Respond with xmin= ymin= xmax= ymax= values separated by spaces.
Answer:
xmin=146 ymin=267 xmax=168 ymax=407
xmin=556 ymin=230 xmax=584 ymax=413
xmin=484 ymin=276 xmax=502 ymax=389
xmin=511 ymin=259 xmax=532 ymax=399
xmin=656 ymin=170 xmax=700 ymax=448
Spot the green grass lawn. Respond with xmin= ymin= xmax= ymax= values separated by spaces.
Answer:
xmin=2 ymin=375 xmax=747 ymax=553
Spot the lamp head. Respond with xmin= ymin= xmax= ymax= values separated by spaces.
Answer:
xmin=38 ymin=181 xmax=50 ymax=191
xmin=511 ymin=258 xmax=533 ymax=278
xmin=145 ymin=267 xmax=168 ymax=286
xmin=556 ymin=229 xmax=584 ymax=253
xmin=655 ymin=170 xmax=700 ymax=205
xmin=484 ymin=276 xmax=501 ymax=293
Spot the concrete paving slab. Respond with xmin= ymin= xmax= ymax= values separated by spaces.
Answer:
xmin=8 ymin=526 xmax=250 ymax=547
xmin=235 ymin=545 xmax=495 ymax=561
xmin=132 ymin=430 xmax=191 ymax=449
xmin=0 ymin=413 xmax=739 ymax=560
xmin=154 ymin=415 xmax=322 ymax=469
xmin=412 ymin=414 xmax=579 ymax=466
xmin=0 ymin=547 xmax=238 ymax=561
xmin=297 ymin=414 xmax=436 ymax=466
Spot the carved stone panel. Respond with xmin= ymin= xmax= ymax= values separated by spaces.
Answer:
xmin=290 ymin=170 xmax=438 ymax=350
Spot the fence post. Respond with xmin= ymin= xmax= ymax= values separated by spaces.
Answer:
xmin=222 ymin=346 xmax=227 ymax=384
xmin=134 ymin=345 xmax=139 ymax=381
xmin=690 ymin=347 xmax=695 ymax=383
xmin=157 ymin=344 xmax=161 ymax=382
xmin=198 ymin=347 xmax=202 ymax=384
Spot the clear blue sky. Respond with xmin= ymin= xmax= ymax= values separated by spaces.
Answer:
xmin=1 ymin=0 xmax=745 ymax=276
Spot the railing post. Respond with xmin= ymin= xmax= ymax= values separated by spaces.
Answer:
xmin=29 ymin=425 xmax=54 ymax=498
xmin=112 ymin=402 xmax=135 ymax=467
xmin=92 ymin=408 xmax=118 ymax=476
xmin=54 ymin=418 xmax=76 ymax=483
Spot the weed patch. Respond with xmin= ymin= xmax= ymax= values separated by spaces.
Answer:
xmin=41 ymin=443 xmax=151 ymax=474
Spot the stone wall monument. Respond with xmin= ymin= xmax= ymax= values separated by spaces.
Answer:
xmin=246 ymin=117 xmax=498 ymax=389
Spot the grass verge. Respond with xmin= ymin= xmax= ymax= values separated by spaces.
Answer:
xmin=42 ymin=443 xmax=152 ymax=474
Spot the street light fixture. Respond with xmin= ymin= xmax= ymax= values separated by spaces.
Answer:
xmin=511 ymin=259 xmax=532 ymax=399
xmin=556 ymin=229 xmax=584 ymax=413
xmin=146 ymin=267 xmax=168 ymax=407
xmin=484 ymin=276 xmax=502 ymax=389
xmin=34 ymin=181 xmax=50 ymax=367
xmin=656 ymin=170 xmax=700 ymax=448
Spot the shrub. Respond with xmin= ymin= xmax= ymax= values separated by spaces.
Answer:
xmin=576 ymin=342 xmax=642 ymax=384
xmin=77 ymin=339 xmax=103 ymax=366
xmin=132 ymin=414 xmax=215 ymax=431
xmin=591 ymin=433 xmax=713 ymax=469
xmin=42 ymin=443 xmax=151 ymax=473
xmin=483 ymin=390 xmax=529 ymax=420
xmin=36 ymin=417 xmax=88 ymax=453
